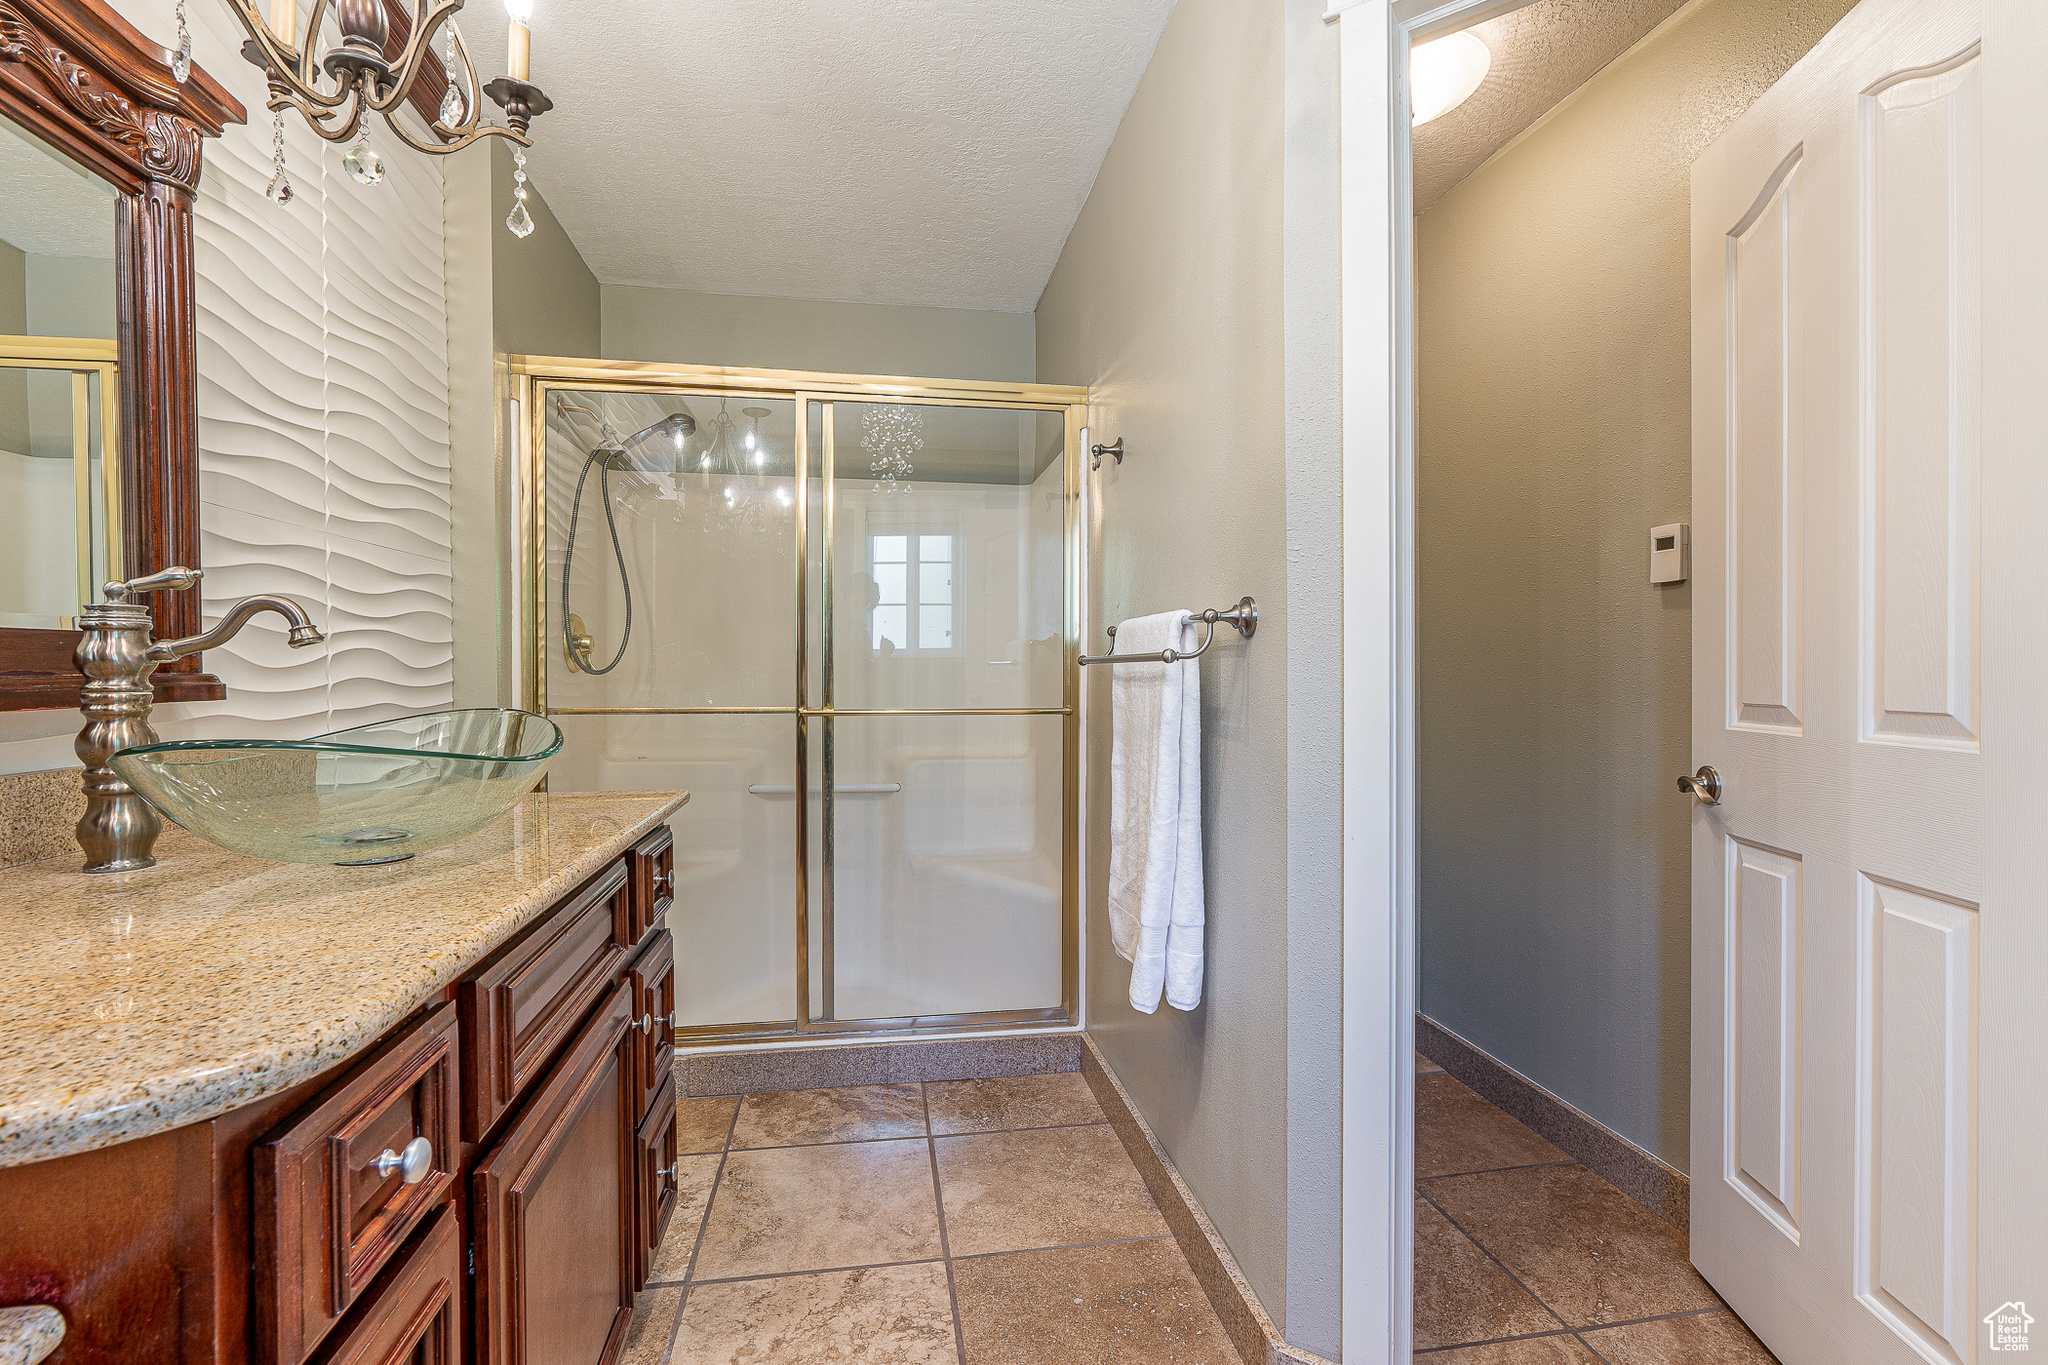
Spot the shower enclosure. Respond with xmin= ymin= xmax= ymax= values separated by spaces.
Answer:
xmin=516 ymin=360 xmax=1086 ymax=1042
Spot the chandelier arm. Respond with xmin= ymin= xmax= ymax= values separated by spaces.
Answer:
xmin=362 ymin=0 xmax=462 ymax=115
xmin=294 ymin=0 xmax=333 ymax=90
xmin=379 ymin=107 xmax=527 ymax=155
xmin=270 ymin=83 xmax=364 ymax=143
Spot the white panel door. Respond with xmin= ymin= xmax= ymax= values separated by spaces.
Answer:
xmin=1692 ymin=0 xmax=2047 ymax=1361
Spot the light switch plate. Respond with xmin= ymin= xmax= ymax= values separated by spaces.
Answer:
xmin=1650 ymin=522 xmax=1688 ymax=584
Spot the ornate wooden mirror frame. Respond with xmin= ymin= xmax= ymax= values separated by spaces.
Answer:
xmin=0 ymin=0 xmax=242 ymax=710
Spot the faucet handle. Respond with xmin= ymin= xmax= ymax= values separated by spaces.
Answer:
xmin=105 ymin=566 xmax=202 ymax=602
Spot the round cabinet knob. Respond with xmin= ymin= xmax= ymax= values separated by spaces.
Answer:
xmin=653 ymin=871 xmax=674 ymax=900
xmin=629 ymin=1013 xmax=654 ymax=1033
xmin=374 ymin=1135 xmax=433 ymax=1185
xmin=1677 ymin=765 xmax=1723 ymax=806
xmin=658 ymin=1161 xmax=679 ymax=1184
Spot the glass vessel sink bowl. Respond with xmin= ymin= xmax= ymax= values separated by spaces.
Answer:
xmin=110 ymin=709 xmax=563 ymax=865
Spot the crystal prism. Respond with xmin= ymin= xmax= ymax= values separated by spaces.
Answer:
xmin=266 ymin=175 xmax=293 ymax=206
xmin=343 ymin=139 xmax=385 ymax=186
xmin=505 ymin=199 xmax=534 ymax=238
xmin=439 ymin=84 xmax=464 ymax=126
xmin=172 ymin=40 xmax=190 ymax=82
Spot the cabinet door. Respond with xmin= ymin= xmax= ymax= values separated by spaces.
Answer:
xmin=472 ymin=981 xmax=636 ymax=1365
xmin=633 ymin=1074 xmax=679 ymax=1291
xmin=628 ymin=929 xmax=675 ymax=1123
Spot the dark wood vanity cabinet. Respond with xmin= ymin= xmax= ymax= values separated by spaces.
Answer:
xmin=0 ymin=846 xmax=678 ymax=1365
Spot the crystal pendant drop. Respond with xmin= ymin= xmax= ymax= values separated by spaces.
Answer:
xmin=438 ymin=25 xmax=465 ymax=125
xmin=264 ymin=110 xmax=293 ymax=205
xmin=171 ymin=0 xmax=191 ymax=81
xmin=505 ymin=148 xmax=535 ymax=238
xmin=343 ymin=134 xmax=385 ymax=186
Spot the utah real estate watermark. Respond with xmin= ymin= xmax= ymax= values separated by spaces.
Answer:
xmin=1985 ymin=1302 xmax=2034 ymax=1353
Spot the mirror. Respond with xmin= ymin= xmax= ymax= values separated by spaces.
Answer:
xmin=0 ymin=109 xmax=118 ymax=629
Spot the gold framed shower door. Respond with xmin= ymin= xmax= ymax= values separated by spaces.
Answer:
xmin=512 ymin=357 xmax=1088 ymax=1044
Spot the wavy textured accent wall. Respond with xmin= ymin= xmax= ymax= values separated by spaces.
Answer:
xmin=170 ymin=0 xmax=453 ymax=739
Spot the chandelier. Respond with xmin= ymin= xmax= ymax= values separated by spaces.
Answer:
xmin=183 ymin=0 xmax=552 ymax=229
xmin=694 ymin=401 xmax=791 ymax=540
xmin=862 ymin=404 xmax=922 ymax=495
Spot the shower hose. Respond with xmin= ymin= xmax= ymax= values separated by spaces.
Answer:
xmin=561 ymin=443 xmax=632 ymax=674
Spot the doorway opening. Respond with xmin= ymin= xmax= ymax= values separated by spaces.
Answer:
xmin=1406 ymin=0 xmax=1873 ymax=1360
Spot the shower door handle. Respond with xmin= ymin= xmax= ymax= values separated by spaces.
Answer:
xmin=746 ymin=784 xmax=901 ymax=796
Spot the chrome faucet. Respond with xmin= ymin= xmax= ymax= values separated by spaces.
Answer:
xmin=75 ymin=566 xmax=326 ymax=874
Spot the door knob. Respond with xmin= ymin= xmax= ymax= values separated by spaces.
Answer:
xmin=373 ymin=1136 xmax=433 ymax=1185
xmin=1678 ymin=766 xmax=1722 ymax=806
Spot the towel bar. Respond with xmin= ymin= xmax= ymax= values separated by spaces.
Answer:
xmin=1079 ymin=598 xmax=1257 ymax=666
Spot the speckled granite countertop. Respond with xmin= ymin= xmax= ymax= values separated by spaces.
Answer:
xmin=0 ymin=790 xmax=686 ymax=1171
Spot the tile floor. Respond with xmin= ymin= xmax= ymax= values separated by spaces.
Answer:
xmin=1413 ymin=1052 xmax=1781 ymax=1363
xmin=618 ymin=1071 xmax=1241 ymax=1364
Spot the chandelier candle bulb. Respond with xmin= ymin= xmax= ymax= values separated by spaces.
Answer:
xmin=268 ymin=0 xmax=294 ymax=45
xmin=505 ymin=0 xmax=532 ymax=81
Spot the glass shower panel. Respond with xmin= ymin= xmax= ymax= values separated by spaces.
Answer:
xmin=544 ymin=390 xmax=798 ymax=710
xmin=813 ymin=402 xmax=1067 ymax=711
xmin=551 ymin=712 xmax=798 ymax=1028
xmin=805 ymin=713 xmax=1065 ymax=1023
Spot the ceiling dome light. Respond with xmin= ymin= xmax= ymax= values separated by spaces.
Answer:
xmin=1411 ymin=31 xmax=1490 ymax=127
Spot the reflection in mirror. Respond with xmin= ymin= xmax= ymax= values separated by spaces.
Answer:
xmin=0 ymin=109 xmax=118 ymax=629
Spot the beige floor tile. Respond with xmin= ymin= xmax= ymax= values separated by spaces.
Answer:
xmin=1415 ymin=1073 xmax=1567 ymax=1178
xmin=671 ymin=1263 xmax=957 ymax=1365
xmin=1580 ymin=1309 xmax=1780 ymax=1364
xmin=731 ymin=1084 xmax=927 ymax=1148
xmin=676 ymin=1095 xmax=739 ymax=1154
xmin=953 ymin=1240 xmax=1236 ymax=1364
xmin=925 ymin=1073 xmax=1106 ymax=1135
xmin=1419 ymin=1052 xmax=1445 ymax=1074
xmin=619 ymin=1284 xmax=683 ymax=1365
xmin=935 ymin=1124 xmax=1168 ymax=1257
xmin=646 ymin=1153 xmax=722 ymax=1284
xmin=693 ymin=1139 xmax=942 ymax=1280
xmin=1417 ymin=1334 xmax=1601 ymax=1364
xmin=1426 ymin=1165 xmax=1722 ymax=1327
xmin=1414 ymin=1192 xmax=1560 ymax=1349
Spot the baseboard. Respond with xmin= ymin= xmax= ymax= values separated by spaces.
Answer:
xmin=678 ymin=1032 xmax=1081 ymax=1095
xmin=1077 ymin=1036 xmax=1336 ymax=1365
xmin=1415 ymin=1013 xmax=1690 ymax=1231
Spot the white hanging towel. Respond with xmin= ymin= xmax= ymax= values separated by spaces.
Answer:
xmin=1107 ymin=610 xmax=1206 ymax=1013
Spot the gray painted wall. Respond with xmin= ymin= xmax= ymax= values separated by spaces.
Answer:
xmin=602 ymin=285 xmax=1034 ymax=382
xmin=491 ymin=139 xmax=601 ymax=360
xmin=1036 ymin=0 xmax=1341 ymax=1353
xmin=1414 ymin=0 xmax=1858 ymax=1171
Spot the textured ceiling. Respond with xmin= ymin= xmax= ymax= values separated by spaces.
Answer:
xmin=1413 ymin=0 xmax=1687 ymax=214
xmin=460 ymin=0 xmax=1175 ymax=312
xmin=0 ymin=115 xmax=116 ymax=258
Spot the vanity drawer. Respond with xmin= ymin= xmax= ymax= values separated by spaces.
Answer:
xmin=255 ymin=1001 xmax=460 ymax=1365
xmin=633 ymin=1073 xmax=680 ymax=1291
xmin=308 ymin=1202 xmax=461 ymax=1365
xmin=627 ymin=825 xmax=674 ymax=945
xmin=459 ymin=858 xmax=632 ymax=1140
xmin=629 ymin=927 xmax=676 ymax=1122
